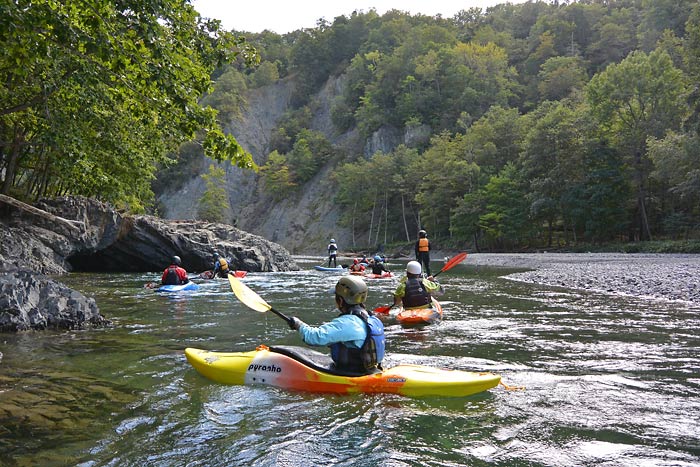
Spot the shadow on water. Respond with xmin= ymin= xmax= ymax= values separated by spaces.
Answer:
xmin=1 ymin=257 xmax=699 ymax=466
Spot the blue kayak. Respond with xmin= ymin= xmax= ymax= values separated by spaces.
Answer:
xmin=157 ymin=282 xmax=200 ymax=293
xmin=314 ymin=265 xmax=345 ymax=272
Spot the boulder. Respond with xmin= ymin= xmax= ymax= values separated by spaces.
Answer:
xmin=0 ymin=271 xmax=109 ymax=332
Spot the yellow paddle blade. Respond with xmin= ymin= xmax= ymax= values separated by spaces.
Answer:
xmin=228 ymin=275 xmax=271 ymax=313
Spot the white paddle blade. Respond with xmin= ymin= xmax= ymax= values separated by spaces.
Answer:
xmin=228 ymin=275 xmax=272 ymax=313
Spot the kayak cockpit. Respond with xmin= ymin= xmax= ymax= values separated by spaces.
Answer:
xmin=269 ymin=345 xmax=381 ymax=377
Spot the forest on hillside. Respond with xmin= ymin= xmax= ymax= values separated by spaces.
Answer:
xmin=2 ymin=1 xmax=699 ymax=252
xmin=213 ymin=0 xmax=700 ymax=251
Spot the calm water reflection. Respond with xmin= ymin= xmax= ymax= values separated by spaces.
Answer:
xmin=1 ymin=256 xmax=699 ymax=466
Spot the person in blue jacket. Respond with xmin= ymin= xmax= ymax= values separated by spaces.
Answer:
xmin=288 ymin=275 xmax=385 ymax=374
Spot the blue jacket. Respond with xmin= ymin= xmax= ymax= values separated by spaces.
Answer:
xmin=298 ymin=314 xmax=366 ymax=349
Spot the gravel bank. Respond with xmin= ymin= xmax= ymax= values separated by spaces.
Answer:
xmin=465 ymin=253 xmax=700 ymax=304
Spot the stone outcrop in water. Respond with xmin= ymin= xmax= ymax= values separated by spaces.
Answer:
xmin=0 ymin=271 xmax=108 ymax=332
xmin=0 ymin=195 xmax=299 ymax=332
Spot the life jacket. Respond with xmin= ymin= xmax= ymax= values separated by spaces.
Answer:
xmin=402 ymin=276 xmax=431 ymax=309
xmin=328 ymin=243 xmax=338 ymax=254
xmin=418 ymin=237 xmax=430 ymax=252
xmin=163 ymin=266 xmax=180 ymax=285
xmin=330 ymin=306 xmax=385 ymax=373
xmin=217 ymin=257 xmax=230 ymax=273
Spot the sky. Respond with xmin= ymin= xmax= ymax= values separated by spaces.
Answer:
xmin=192 ymin=0 xmax=528 ymax=35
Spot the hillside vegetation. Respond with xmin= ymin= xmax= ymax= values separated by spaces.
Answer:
xmin=3 ymin=1 xmax=699 ymax=254
xmin=192 ymin=0 xmax=700 ymax=252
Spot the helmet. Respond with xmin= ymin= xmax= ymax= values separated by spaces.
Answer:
xmin=374 ymin=255 xmax=382 ymax=262
xmin=419 ymin=229 xmax=427 ymax=238
xmin=330 ymin=238 xmax=336 ymax=243
xmin=407 ymin=261 xmax=422 ymax=275
xmin=213 ymin=252 xmax=220 ymax=258
xmin=353 ymin=258 xmax=359 ymax=264
xmin=173 ymin=255 xmax=182 ymax=265
xmin=335 ymin=276 xmax=368 ymax=305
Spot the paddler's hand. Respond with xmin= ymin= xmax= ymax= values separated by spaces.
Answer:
xmin=288 ymin=317 xmax=303 ymax=330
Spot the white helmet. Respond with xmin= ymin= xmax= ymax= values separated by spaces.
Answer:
xmin=407 ymin=261 xmax=422 ymax=275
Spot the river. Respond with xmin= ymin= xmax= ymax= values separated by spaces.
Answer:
xmin=1 ymin=255 xmax=699 ymax=466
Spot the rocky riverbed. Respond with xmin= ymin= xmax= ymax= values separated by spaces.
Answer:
xmin=466 ymin=253 xmax=700 ymax=305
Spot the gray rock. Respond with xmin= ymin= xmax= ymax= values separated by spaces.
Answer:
xmin=0 ymin=271 xmax=109 ymax=332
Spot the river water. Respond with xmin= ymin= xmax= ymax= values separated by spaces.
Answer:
xmin=1 ymin=256 xmax=699 ymax=466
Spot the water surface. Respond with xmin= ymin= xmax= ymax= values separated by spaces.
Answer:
xmin=1 ymin=256 xmax=699 ymax=466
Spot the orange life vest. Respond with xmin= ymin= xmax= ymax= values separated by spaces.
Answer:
xmin=418 ymin=237 xmax=429 ymax=252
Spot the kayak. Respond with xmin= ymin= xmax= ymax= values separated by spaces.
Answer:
xmin=365 ymin=272 xmax=393 ymax=279
xmin=396 ymin=298 xmax=443 ymax=325
xmin=185 ymin=345 xmax=500 ymax=398
xmin=199 ymin=270 xmax=248 ymax=279
xmin=375 ymin=297 xmax=443 ymax=325
xmin=314 ymin=265 xmax=345 ymax=272
xmin=157 ymin=282 xmax=200 ymax=293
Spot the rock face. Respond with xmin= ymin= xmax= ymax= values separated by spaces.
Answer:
xmin=0 ymin=196 xmax=299 ymax=274
xmin=0 ymin=271 xmax=108 ymax=332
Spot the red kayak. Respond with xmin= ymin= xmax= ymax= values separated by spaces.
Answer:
xmin=199 ymin=270 xmax=247 ymax=279
xmin=365 ymin=272 xmax=393 ymax=279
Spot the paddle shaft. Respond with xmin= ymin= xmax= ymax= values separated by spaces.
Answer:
xmin=269 ymin=307 xmax=292 ymax=323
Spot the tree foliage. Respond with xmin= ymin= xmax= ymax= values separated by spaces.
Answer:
xmin=0 ymin=0 xmax=258 ymax=211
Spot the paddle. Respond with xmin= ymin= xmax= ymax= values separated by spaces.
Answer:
xmin=228 ymin=275 xmax=293 ymax=325
xmin=373 ymin=252 xmax=468 ymax=313
xmin=432 ymin=251 xmax=468 ymax=278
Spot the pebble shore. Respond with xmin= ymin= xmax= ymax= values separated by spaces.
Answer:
xmin=464 ymin=253 xmax=700 ymax=304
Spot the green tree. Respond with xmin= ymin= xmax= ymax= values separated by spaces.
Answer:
xmin=0 ymin=0 xmax=257 ymax=211
xmin=586 ymin=49 xmax=689 ymax=240
xmin=259 ymin=151 xmax=296 ymax=200
xmin=198 ymin=164 xmax=230 ymax=223
xmin=478 ymin=163 xmax=531 ymax=250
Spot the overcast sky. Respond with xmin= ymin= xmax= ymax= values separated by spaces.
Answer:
xmin=192 ymin=0 xmax=528 ymax=34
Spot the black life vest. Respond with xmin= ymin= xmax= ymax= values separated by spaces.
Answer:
xmin=402 ymin=276 xmax=431 ymax=308
xmin=371 ymin=262 xmax=386 ymax=275
xmin=163 ymin=266 xmax=180 ymax=285
xmin=330 ymin=306 xmax=385 ymax=373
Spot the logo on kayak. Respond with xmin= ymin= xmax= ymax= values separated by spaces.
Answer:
xmin=248 ymin=363 xmax=282 ymax=373
xmin=387 ymin=377 xmax=406 ymax=383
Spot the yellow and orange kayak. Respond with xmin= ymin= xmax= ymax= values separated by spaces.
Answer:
xmin=185 ymin=345 xmax=500 ymax=398
xmin=395 ymin=298 xmax=443 ymax=325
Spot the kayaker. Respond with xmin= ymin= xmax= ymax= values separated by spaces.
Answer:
xmin=327 ymin=238 xmax=338 ymax=267
xmin=349 ymin=258 xmax=365 ymax=273
xmin=161 ymin=256 xmax=189 ymax=285
xmin=392 ymin=261 xmax=443 ymax=310
xmin=370 ymin=255 xmax=390 ymax=275
xmin=213 ymin=252 xmax=230 ymax=278
xmin=288 ymin=276 xmax=385 ymax=374
xmin=415 ymin=229 xmax=431 ymax=276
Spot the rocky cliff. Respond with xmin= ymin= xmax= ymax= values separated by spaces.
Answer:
xmin=156 ymin=74 xmax=428 ymax=255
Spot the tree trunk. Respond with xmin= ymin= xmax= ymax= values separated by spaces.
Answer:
xmin=401 ymin=193 xmax=410 ymax=242
xmin=1 ymin=128 xmax=24 ymax=195
xmin=368 ymin=197 xmax=376 ymax=246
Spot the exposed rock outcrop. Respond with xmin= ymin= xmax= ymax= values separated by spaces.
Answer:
xmin=0 ymin=196 xmax=298 ymax=274
xmin=0 ymin=271 xmax=108 ymax=332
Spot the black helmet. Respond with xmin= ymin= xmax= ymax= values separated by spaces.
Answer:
xmin=173 ymin=255 xmax=181 ymax=265
xmin=335 ymin=276 xmax=368 ymax=305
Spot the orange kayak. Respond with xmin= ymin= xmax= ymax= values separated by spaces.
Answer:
xmin=395 ymin=298 xmax=443 ymax=325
